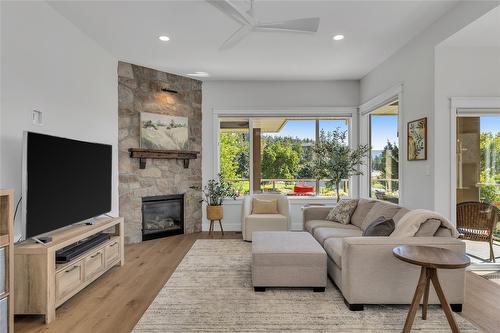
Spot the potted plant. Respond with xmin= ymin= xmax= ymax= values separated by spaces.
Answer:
xmin=312 ymin=129 xmax=370 ymax=202
xmin=202 ymin=174 xmax=237 ymax=220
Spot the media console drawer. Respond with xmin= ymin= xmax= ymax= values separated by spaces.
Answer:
xmin=85 ymin=249 xmax=105 ymax=280
xmin=104 ymin=240 xmax=120 ymax=267
xmin=55 ymin=261 xmax=84 ymax=301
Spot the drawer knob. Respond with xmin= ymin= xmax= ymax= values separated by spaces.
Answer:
xmin=110 ymin=242 xmax=118 ymax=247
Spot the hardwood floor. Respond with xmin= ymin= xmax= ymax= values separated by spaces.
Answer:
xmin=15 ymin=232 xmax=500 ymax=333
xmin=15 ymin=232 xmax=241 ymax=333
xmin=461 ymin=271 xmax=500 ymax=333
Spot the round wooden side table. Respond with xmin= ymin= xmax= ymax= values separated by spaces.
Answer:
xmin=392 ymin=245 xmax=470 ymax=333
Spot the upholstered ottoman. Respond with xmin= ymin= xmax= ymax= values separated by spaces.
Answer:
xmin=252 ymin=231 xmax=327 ymax=292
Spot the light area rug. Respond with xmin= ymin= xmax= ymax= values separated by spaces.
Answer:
xmin=133 ymin=239 xmax=479 ymax=332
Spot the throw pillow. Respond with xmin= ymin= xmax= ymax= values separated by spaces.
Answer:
xmin=362 ymin=216 xmax=395 ymax=236
xmin=325 ymin=199 xmax=358 ymax=224
xmin=252 ymin=198 xmax=279 ymax=214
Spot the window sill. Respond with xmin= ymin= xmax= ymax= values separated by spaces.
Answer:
xmin=287 ymin=196 xmax=345 ymax=200
xmin=221 ymin=197 xmax=244 ymax=205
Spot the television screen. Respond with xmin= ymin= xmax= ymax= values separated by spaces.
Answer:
xmin=23 ymin=132 xmax=112 ymax=239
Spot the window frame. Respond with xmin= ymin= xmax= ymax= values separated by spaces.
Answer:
xmin=450 ymin=98 xmax=500 ymax=224
xmin=450 ymin=97 xmax=500 ymax=271
xmin=213 ymin=107 xmax=358 ymax=198
xmin=368 ymin=111 xmax=400 ymax=202
xmin=359 ymin=85 xmax=404 ymax=205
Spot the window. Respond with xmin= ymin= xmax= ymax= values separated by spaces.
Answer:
xmin=369 ymin=101 xmax=399 ymax=203
xmin=258 ymin=118 xmax=316 ymax=195
xmin=218 ymin=116 xmax=351 ymax=197
xmin=318 ymin=119 xmax=350 ymax=196
xmin=219 ymin=118 xmax=250 ymax=196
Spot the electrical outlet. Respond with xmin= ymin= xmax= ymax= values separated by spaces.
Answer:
xmin=32 ymin=110 xmax=43 ymax=125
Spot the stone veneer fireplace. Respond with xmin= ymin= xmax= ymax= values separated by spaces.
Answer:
xmin=118 ymin=62 xmax=202 ymax=243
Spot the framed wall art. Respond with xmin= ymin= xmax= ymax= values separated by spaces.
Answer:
xmin=140 ymin=112 xmax=189 ymax=150
xmin=407 ymin=117 xmax=427 ymax=161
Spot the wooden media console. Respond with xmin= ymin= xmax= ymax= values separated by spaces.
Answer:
xmin=14 ymin=217 xmax=124 ymax=324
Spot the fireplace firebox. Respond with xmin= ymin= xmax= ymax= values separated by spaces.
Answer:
xmin=142 ymin=194 xmax=184 ymax=241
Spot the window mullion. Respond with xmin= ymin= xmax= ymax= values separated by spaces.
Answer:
xmin=315 ymin=119 xmax=320 ymax=196
xmin=249 ymin=118 xmax=254 ymax=195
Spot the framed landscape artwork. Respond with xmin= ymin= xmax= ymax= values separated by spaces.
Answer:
xmin=140 ymin=112 xmax=189 ymax=150
xmin=407 ymin=117 xmax=427 ymax=161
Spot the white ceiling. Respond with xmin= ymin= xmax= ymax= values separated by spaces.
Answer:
xmin=441 ymin=5 xmax=500 ymax=48
xmin=48 ymin=0 xmax=459 ymax=80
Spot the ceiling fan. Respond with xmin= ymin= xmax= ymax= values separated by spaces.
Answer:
xmin=207 ymin=0 xmax=320 ymax=50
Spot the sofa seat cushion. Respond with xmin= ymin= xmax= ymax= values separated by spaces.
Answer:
xmin=313 ymin=227 xmax=362 ymax=245
xmin=305 ymin=220 xmax=360 ymax=233
xmin=244 ymin=214 xmax=288 ymax=241
xmin=323 ymin=237 xmax=344 ymax=268
xmin=245 ymin=214 xmax=288 ymax=241
xmin=246 ymin=214 xmax=287 ymax=224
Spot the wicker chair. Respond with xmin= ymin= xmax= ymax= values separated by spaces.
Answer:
xmin=456 ymin=201 xmax=499 ymax=262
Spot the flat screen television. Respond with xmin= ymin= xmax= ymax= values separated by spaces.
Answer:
xmin=22 ymin=132 xmax=112 ymax=240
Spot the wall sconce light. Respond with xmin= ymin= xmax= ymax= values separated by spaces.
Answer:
xmin=161 ymin=88 xmax=178 ymax=94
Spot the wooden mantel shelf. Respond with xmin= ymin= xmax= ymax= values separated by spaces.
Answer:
xmin=129 ymin=148 xmax=199 ymax=169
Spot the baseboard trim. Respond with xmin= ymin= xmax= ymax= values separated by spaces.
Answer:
xmin=201 ymin=223 xmax=303 ymax=232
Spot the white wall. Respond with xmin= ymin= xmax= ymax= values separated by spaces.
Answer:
xmin=360 ymin=1 xmax=499 ymax=212
xmin=434 ymin=46 xmax=500 ymax=219
xmin=202 ymin=80 xmax=360 ymax=231
xmin=1 ymin=1 xmax=119 ymax=238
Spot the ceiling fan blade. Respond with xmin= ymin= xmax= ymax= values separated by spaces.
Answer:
xmin=255 ymin=17 xmax=320 ymax=33
xmin=220 ymin=25 xmax=252 ymax=50
xmin=206 ymin=0 xmax=254 ymax=26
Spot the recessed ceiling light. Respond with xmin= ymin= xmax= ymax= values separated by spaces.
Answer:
xmin=158 ymin=35 xmax=170 ymax=42
xmin=187 ymin=72 xmax=210 ymax=78
xmin=333 ymin=34 xmax=345 ymax=41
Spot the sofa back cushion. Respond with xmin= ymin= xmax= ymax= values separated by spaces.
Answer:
xmin=360 ymin=201 xmax=403 ymax=231
xmin=362 ymin=217 xmax=395 ymax=236
xmin=351 ymin=198 xmax=377 ymax=228
xmin=252 ymin=198 xmax=278 ymax=214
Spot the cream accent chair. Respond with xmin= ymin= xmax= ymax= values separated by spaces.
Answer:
xmin=242 ymin=194 xmax=290 ymax=241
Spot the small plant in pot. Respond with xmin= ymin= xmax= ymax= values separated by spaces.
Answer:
xmin=202 ymin=174 xmax=238 ymax=220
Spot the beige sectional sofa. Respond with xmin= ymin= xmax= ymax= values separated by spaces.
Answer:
xmin=303 ymin=198 xmax=466 ymax=311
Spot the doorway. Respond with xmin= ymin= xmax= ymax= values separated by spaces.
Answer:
xmin=455 ymin=111 xmax=500 ymax=269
